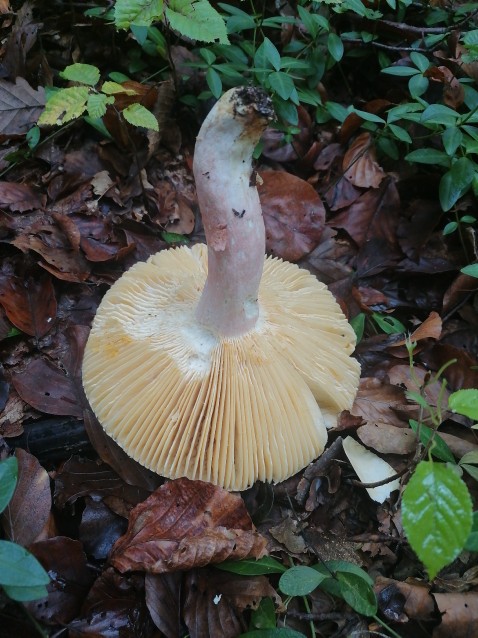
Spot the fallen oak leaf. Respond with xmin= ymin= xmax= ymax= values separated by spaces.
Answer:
xmin=110 ymin=478 xmax=267 ymax=574
xmin=343 ymin=132 xmax=385 ymax=189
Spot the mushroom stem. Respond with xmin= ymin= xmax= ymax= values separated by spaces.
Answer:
xmin=193 ymin=87 xmax=274 ymax=337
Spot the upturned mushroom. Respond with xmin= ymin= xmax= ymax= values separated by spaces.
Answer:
xmin=82 ymin=87 xmax=360 ymax=491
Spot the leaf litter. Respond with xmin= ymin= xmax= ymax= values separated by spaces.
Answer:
xmin=0 ymin=4 xmax=477 ymax=637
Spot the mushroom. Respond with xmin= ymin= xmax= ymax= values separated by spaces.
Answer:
xmin=82 ymin=87 xmax=360 ymax=491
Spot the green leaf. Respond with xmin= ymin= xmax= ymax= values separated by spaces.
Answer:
xmin=262 ymin=37 xmax=281 ymax=71
xmin=402 ymin=461 xmax=473 ymax=579
xmin=443 ymin=221 xmax=458 ymax=235
xmin=421 ymin=103 xmax=459 ymax=125
xmin=388 ymin=124 xmax=412 ymax=143
xmin=122 ymin=103 xmax=159 ymax=131
xmin=465 ymin=512 xmax=478 ymax=551
xmin=325 ymin=101 xmax=348 ymax=122
xmin=161 ymin=231 xmax=189 ymax=245
xmin=405 ymin=148 xmax=450 ymax=167
xmin=102 ymin=81 xmax=138 ymax=95
xmin=460 ymin=451 xmax=478 ymax=466
xmin=408 ymin=74 xmax=429 ymax=98
xmin=250 ymin=597 xmax=277 ymax=630
xmin=350 ymin=313 xmax=365 ymax=343
xmin=0 ymin=457 xmax=17 ymax=513
xmin=461 ymin=264 xmax=478 ymax=278
xmin=410 ymin=51 xmax=430 ymax=72
xmin=205 ymin=67 xmax=222 ymax=99
xmin=84 ymin=116 xmax=114 ymax=139
xmin=268 ymin=71 xmax=295 ymax=100
xmin=26 ymin=126 xmax=41 ymax=149
xmin=381 ymin=65 xmax=420 ymax=76
xmin=449 ymin=389 xmax=478 ymax=420
xmin=114 ymin=0 xmax=164 ymax=29
xmin=461 ymin=464 xmax=478 ymax=481
xmin=0 ymin=541 xmax=50 ymax=587
xmin=2 ymin=583 xmax=48 ymax=602
xmin=439 ymin=157 xmax=475 ymax=212
xmin=217 ymin=556 xmax=286 ymax=576
xmin=87 ymin=93 xmax=114 ymax=119
xmin=336 ymin=572 xmax=378 ymax=615
xmin=60 ymin=63 xmax=100 ymax=86
xmin=352 ymin=109 xmax=385 ymax=123
xmin=165 ymin=0 xmax=229 ymax=44
xmin=371 ymin=312 xmax=406 ymax=334
xmin=279 ymin=565 xmax=327 ymax=596
xmin=327 ymin=32 xmax=344 ymax=61
xmin=239 ymin=630 xmax=306 ymax=638
xmin=38 ymin=86 xmax=89 ymax=126
xmin=320 ymin=560 xmax=374 ymax=586
xmin=409 ymin=419 xmax=455 ymax=463
xmin=442 ymin=127 xmax=463 ymax=156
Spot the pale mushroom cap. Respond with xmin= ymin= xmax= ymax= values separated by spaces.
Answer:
xmin=82 ymin=244 xmax=360 ymax=491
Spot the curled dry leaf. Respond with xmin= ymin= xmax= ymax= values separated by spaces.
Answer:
xmin=110 ymin=478 xmax=267 ymax=574
xmin=342 ymin=437 xmax=400 ymax=503
xmin=258 ymin=170 xmax=325 ymax=261
xmin=375 ymin=576 xmax=435 ymax=622
xmin=0 ymin=271 xmax=57 ymax=337
xmin=343 ymin=132 xmax=386 ymax=189
xmin=357 ymin=422 xmax=417 ymax=456
xmin=350 ymin=377 xmax=408 ymax=428
xmin=2 ymin=447 xmax=52 ymax=546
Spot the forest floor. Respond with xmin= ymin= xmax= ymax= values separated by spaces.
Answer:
xmin=1 ymin=2 xmax=478 ymax=637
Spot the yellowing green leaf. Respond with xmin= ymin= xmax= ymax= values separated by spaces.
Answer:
xmin=402 ymin=461 xmax=473 ymax=579
xmin=38 ymin=86 xmax=89 ymax=126
xmin=60 ymin=63 xmax=100 ymax=86
xmin=102 ymin=81 xmax=139 ymax=95
xmin=87 ymin=93 xmax=114 ymax=119
xmin=122 ymin=103 xmax=159 ymax=130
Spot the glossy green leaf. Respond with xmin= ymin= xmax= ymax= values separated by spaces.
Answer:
xmin=421 ymin=103 xmax=460 ymax=125
xmin=279 ymin=566 xmax=327 ymax=596
xmin=217 ymin=556 xmax=286 ymax=576
xmin=26 ymin=126 xmax=41 ymax=149
xmin=410 ymin=51 xmax=430 ymax=72
xmin=122 ymin=103 xmax=159 ymax=131
xmin=0 ymin=541 xmax=50 ymax=588
xmin=161 ymin=231 xmax=189 ymax=245
xmin=388 ymin=123 xmax=412 ymax=143
xmin=262 ymin=37 xmax=281 ymax=71
xmin=449 ymin=389 xmax=478 ymax=420
xmin=0 ymin=457 xmax=17 ymax=513
xmin=402 ymin=461 xmax=473 ymax=579
xmin=442 ymin=127 xmax=463 ymax=156
xmin=371 ymin=312 xmax=405 ymax=334
xmin=443 ymin=221 xmax=458 ymax=235
xmin=408 ymin=73 xmax=428 ymax=98
xmin=381 ymin=65 xmax=420 ymax=76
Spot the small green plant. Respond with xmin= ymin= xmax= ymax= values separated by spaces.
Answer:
xmin=0 ymin=457 xmax=50 ymax=602
xmin=38 ymin=63 xmax=159 ymax=132
xmin=217 ymin=556 xmax=401 ymax=637
xmin=401 ymin=344 xmax=477 ymax=579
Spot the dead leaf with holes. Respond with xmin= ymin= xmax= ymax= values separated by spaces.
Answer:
xmin=110 ymin=478 xmax=267 ymax=574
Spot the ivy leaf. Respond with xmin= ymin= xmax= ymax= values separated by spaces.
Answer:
xmin=449 ymin=389 xmax=478 ymax=420
xmin=122 ymin=103 xmax=159 ymax=130
xmin=115 ymin=0 xmax=164 ymax=29
xmin=165 ymin=0 xmax=229 ymax=44
xmin=38 ymin=86 xmax=89 ymax=125
xmin=402 ymin=461 xmax=473 ymax=579
xmin=60 ymin=63 xmax=100 ymax=87
xmin=0 ymin=457 xmax=17 ymax=513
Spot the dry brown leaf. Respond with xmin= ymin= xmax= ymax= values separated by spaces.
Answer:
xmin=350 ymin=377 xmax=408 ymax=428
xmin=394 ymin=311 xmax=442 ymax=346
xmin=258 ymin=170 xmax=325 ymax=261
xmin=433 ymin=593 xmax=478 ymax=637
xmin=0 ymin=181 xmax=45 ymax=211
xmin=343 ymin=132 xmax=386 ymax=188
xmin=0 ymin=78 xmax=45 ymax=136
xmin=110 ymin=478 xmax=267 ymax=574
xmin=2 ymin=448 xmax=52 ymax=546
xmin=0 ymin=271 xmax=57 ymax=337
xmin=357 ymin=422 xmax=416 ymax=455
xmin=375 ymin=576 xmax=435 ymax=622
xmin=145 ymin=573 xmax=182 ymax=638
